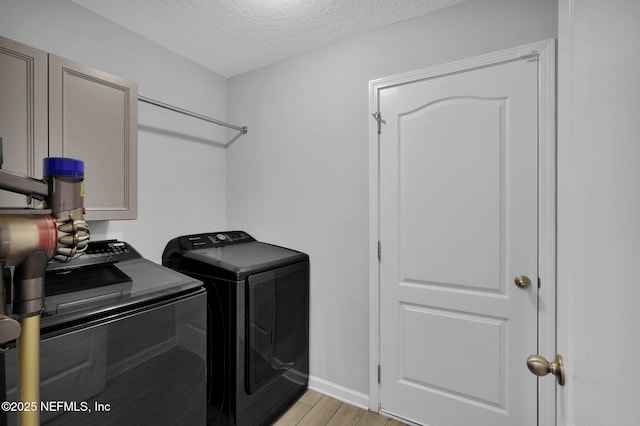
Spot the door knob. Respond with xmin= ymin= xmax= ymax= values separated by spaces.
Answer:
xmin=514 ymin=275 xmax=531 ymax=288
xmin=526 ymin=354 xmax=565 ymax=386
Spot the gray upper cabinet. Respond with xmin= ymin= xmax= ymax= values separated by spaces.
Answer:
xmin=0 ymin=34 xmax=138 ymax=219
xmin=0 ymin=36 xmax=48 ymax=208
xmin=48 ymin=55 xmax=138 ymax=220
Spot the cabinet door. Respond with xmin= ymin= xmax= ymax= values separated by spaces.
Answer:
xmin=0 ymin=36 xmax=48 ymax=208
xmin=49 ymin=54 xmax=138 ymax=220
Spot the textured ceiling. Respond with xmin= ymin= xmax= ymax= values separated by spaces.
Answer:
xmin=70 ymin=0 xmax=466 ymax=77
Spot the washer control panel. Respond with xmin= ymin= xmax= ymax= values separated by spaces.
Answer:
xmin=46 ymin=240 xmax=140 ymax=271
xmin=179 ymin=231 xmax=255 ymax=250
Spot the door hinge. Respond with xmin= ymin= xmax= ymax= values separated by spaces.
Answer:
xmin=378 ymin=364 xmax=381 ymax=384
xmin=377 ymin=241 xmax=381 ymax=261
xmin=538 ymin=277 xmax=541 ymax=288
xmin=372 ymin=112 xmax=383 ymax=134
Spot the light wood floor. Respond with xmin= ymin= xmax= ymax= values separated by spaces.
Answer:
xmin=272 ymin=389 xmax=407 ymax=426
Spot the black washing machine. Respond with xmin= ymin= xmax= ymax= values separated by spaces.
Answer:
xmin=162 ymin=231 xmax=309 ymax=425
xmin=1 ymin=240 xmax=207 ymax=426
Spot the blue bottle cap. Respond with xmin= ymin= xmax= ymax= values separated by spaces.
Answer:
xmin=43 ymin=157 xmax=85 ymax=179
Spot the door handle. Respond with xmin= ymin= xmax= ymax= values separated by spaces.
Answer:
xmin=526 ymin=354 xmax=565 ymax=386
xmin=514 ymin=275 xmax=531 ymax=288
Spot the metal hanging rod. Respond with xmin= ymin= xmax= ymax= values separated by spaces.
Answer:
xmin=138 ymin=95 xmax=248 ymax=134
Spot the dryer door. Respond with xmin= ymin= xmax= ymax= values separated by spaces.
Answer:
xmin=246 ymin=261 xmax=309 ymax=394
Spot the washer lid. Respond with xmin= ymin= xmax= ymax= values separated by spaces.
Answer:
xmin=183 ymin=241 xmax=308 ymax=279
xmin=41 ymin=258 xmax=203 ymax=328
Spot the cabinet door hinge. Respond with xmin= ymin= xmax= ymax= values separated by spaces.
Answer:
xmin=538 ymin=277 xmax=541 ymax=288
xmin=377 ymin=241 xmax=381 ymax=262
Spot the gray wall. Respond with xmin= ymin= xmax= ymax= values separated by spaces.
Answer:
xmin=227 ymin=0 xmax=558 ymax=398
xmin=557 ymin=0 xmax=640 ymax=423
xmin=0 ymin=0 xmax=228 ymax=262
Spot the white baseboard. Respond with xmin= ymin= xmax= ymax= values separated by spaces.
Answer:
xmin=307 ymin=375 xmax=370 ymax=410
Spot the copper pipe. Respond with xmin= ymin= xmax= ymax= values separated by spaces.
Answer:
xmin=17 ymin=315 xmax=40 ymax=426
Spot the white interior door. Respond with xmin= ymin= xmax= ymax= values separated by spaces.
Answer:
xmin=377 ymin=55 xmax=540 ymax=426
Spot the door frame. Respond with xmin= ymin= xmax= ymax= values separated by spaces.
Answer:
xmin=368 ymin=39 xmax=557 ymax=425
